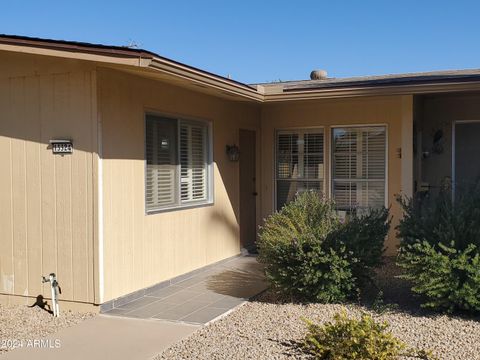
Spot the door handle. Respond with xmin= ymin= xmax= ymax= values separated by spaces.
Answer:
xmin=252 ymin=192 xmax=258 ymax=196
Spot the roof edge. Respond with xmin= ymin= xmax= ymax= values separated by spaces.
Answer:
xmin=0 ymin=34 xmax=261 ymax=101
xmin=0 ymin=34 xmax=158 ymax=59
xmin=2 ymin=34 xmax=480 ymax=103
xmin=264 ymin=80 xmax=480 ymax=102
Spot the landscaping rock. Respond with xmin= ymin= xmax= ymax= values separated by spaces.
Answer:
xmin=157 ymin=261 xmax=480 ymax=360
xmin=157 ymin=296 xmax=480 ymax=360
xmin=0 ymin=303 xmax=95 ymax=355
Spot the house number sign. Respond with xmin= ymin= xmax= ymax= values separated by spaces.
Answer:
xmin=50 ymin=140 xmax=73 ymax=154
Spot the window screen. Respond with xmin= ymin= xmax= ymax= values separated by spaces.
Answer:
xmin=332 ymin=126 xmax=386 ymax=211
xmin=146 ymin=115 xmax=211 ymax=212
xmin=276 ymin=129 xmax=324 ymax=210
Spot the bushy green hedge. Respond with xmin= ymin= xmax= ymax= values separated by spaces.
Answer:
xmin=397 ymin=185 xmax=480 ymax=313
xmin=257 ymin=190 xmax=389 ymax=302
xmin=326 ymin=207 xmax=390 ymax=288
xmin=303 ymin=311 xmax=437 ymax=360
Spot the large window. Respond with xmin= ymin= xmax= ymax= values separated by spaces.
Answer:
xmin=332 ymin=126 xmax=386 ymax=211
xmin=275 ymin=129 xmax=324 ymax=210
xmin=145 ymin=114 xmax=212 ymax=212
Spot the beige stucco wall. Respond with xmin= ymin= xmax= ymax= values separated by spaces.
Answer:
xmin=261 ymin=95 xmax=413 ymax=254
xmin=98 ymin=68 xmax=261 ymax=302
xmin=0 ymin=51 xmax=97 ymax=305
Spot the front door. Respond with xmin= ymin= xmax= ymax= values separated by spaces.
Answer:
xmin=454 ymin=121 xmax=480 ymax=195
xmin=239 ymin=129 xmax=257 ymax=251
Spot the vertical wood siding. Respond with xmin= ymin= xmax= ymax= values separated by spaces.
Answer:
xmin=0 ymin=54 xmax=96 ymax=303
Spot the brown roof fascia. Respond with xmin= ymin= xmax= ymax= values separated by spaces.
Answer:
xmin=0 ymin=34 xmax=257 ymax=93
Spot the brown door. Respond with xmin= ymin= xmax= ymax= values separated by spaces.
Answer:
xmin=239 ymin=129 xmax=257 ymax=250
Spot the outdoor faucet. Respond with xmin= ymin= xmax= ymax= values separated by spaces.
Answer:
xmin=42 ymin=273 xmax=60 ymax=317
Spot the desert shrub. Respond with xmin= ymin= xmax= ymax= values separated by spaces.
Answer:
xmin=257 ymin=190 xmax=389 ymax=302
xmin=398 ymin=241 xmax=480 ymax=313
xmin=260 ymin=232 xmax=356 ymax=302
xmin=397 ymin=186 xmax=480 ymax=250
xmin=327 ymin=207 xmax=390 ymax=287
xmin=397 ymin=186 xmax=480 ymax=313
xmin=303 ymin=311 xmax=436 ymax=360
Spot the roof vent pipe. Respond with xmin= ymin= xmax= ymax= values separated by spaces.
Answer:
xmin=310 ymin=69 xmax=328 ymax=80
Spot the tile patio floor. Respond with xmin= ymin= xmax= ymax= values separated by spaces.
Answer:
xmin=103 ymin=255 xmax=268 ymax=324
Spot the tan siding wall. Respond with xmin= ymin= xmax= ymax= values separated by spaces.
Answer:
xmin=98 ymin=69 xmax=261 ymax=301
xmin=0 ymin=51 xmax=96 ymax=304
xmin=261 ymin=96 xmax=412 ymax=254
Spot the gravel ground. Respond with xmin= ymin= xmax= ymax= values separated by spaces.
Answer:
xmin=0 ymin=303 xmax=95 ymax=355
xmin=157 ymin=260 xmax=480 ymax=360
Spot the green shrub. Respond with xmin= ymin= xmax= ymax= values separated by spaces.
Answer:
xmin=327 ymin=207 xmax=390 ymax=287
xmin=260 ymin=233 xmax=356 ymax=303
xmin=397 ymin=186 xmax=480 ymax=313
xmin=303 ymin=311 xmax=437 ymax=360
xmin=398 ymin=241 xmax=480 ymax=313
xmin=257 ymin=190 xmax=389 ymax=302
xmin=397 ymin=186 xmax=480 ymax=250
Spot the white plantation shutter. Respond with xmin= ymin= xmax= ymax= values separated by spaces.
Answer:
xmin=145 ymin=116 xmax=177 ymax=210
xmin=145 ymin=115 xmax=211 ymax=212
xmin=276 ymin=130 xmax=324 ymax=210
xmin=180 ymin=122 xmax=208 ymax=203
xmin=332 ymin=126 xmax=386 ymax=210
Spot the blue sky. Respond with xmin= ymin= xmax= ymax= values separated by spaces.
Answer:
xmin=1 ymin=1 xmax=479 ymax=84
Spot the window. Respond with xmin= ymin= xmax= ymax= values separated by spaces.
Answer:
xmin=275 ymin=129 xmax=324 ymax=210
xmin=332 ymin=126 xmax=386 ymax=211
xmin=145 ymin=114 xmax=212 ymax=212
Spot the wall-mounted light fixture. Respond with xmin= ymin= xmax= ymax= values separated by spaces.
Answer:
xmin=226 ymin=144 xmax=240 ymax=162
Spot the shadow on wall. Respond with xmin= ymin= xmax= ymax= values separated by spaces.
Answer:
xmin=208 ymin=206 xmax=240 ymax=243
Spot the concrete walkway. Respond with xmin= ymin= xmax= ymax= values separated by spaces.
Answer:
xmin=3 ymin=255 xmax=268 ymax=360
xmin=4 ymin=315 xmax=199 ymax=360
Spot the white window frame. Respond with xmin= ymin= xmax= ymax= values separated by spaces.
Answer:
xmin=144 ymin=112 xmax=214 ymax=214
xmin=274 ymin=127 xmax=326 ymax=211
xmin=330 ymin=124 xmax=388 ymax=210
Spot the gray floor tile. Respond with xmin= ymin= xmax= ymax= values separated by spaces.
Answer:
xmin=162 ymin=289 xmax=205 ymax=303
xmin=175 ymin=275 xmax=206 ymax=288
xmin=117 ymin=296 xmax=160 ymax=310
xmin=152 ymin=311 xmax=184 ymax=321
xmin=125 ymin=299 xmax=178 ymax=318
xmin=159 ymin=299 xmax=211 ymax=318
xmin=189 ymin=291 xmax=226 ymax=303
xmin=106 ymin=256 xmax=267 ymax=322
xmin=103 ymin=308 xmax=131 ymax=316
xmin=210 ymin=296 xmax=245 ymax=309
xmin=185 ymin=281 xmax=210 ymax=292
xmin=180 ymin=307 xmax=228 ymax=324
xmin=147 ymin=285 xmax=184 ymax=298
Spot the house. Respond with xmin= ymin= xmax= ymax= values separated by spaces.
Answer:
xmin=1 ymin=34 xmax=479 ymax=311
